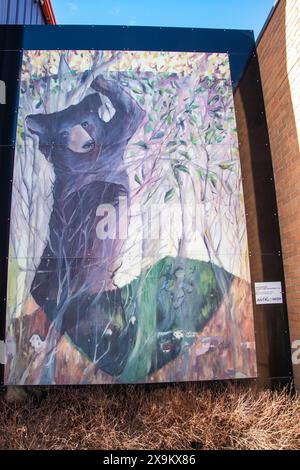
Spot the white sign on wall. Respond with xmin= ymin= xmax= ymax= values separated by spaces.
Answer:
xmin=254 ymin=282 xmax=283 ymax=305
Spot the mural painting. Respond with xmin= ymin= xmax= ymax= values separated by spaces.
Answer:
xmin=5 ymin=50 xmax=257 ymax=384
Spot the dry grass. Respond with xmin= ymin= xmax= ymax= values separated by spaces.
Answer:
xmin=0 ymin=383 xmax=300 ymax=450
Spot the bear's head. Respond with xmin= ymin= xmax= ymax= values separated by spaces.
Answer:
xmin=26 ymin=93 xmax=106 ymax=174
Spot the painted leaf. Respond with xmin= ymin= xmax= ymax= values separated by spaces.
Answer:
xmin=179 ymin=151 xmax=191 ymax=160
xmin=132 ymin=87 xmax=143 ymax=94
xmin=147 ymin=79 xmax=154 ymax=88
xmin=208 ymin=95 xmax=219 ymax=106
xmin=197 ymin=168 xmax=205 ymax=179
xmin=189 ymin=115 xmax=198 ymax=125
xmin=205 ymin=128 xmax=215 ymax=144
xmin=141 ymin=165 xmax=146 ymax=180
xmin=176 ymin=164 xmax=189 ymax=174
xmin=209 ymin=174 xmax=217 ymax=188
xmin=167 ymin=114 xmax=173 ymax=125
xmin=35 ymin=99 xmax=43 ymax=109
xmin=151 ymin=131 xmax=165 ymax=140
xmin=164 ymin=188 xmax=175 ymax=203
xmin=135 ymin=174 xmax=142 ymax=185
xmin=144 ymin=122 xmax=153 ymax=133
xmin=219 ymin=163 xmax=234 ymax=170
xmin=167 ymin=141 xmax=177 ymax=147
xmin=134 ymin=141 xmax=149 ymax=149
xmin=190 ymin=133 xmax=198 ymax=145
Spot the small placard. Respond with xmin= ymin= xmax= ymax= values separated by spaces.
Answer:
xmin=0 ymin=340 xmax=5 ymax=365
xmin=255 ymin=282 xmax=283 ymax=305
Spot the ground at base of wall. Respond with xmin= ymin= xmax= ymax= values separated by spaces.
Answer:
xmin=0 ymin=383 xmax=300 ymax=450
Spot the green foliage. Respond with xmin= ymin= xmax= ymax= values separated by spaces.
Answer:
xmin=22 ymin=59 xmax=238 ymax=217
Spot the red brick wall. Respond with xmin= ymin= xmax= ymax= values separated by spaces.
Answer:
xmin=257 ymin=0 xmax=300 ymax=388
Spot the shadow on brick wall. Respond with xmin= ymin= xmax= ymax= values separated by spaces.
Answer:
xmin=233 ymin=0 xmax=294 ymax=386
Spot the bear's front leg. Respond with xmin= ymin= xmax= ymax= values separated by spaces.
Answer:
xmin=91 ymin=74 xmax=145 ymax=145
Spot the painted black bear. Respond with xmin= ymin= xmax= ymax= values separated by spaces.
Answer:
xmin=26 ymin=75 xmax=145 ymax=376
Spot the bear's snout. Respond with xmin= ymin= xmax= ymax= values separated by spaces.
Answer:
xmin=68 ymin=124 xmax=96 ymax=154
xmin=82 ymin=138 xmax=95 ymax=151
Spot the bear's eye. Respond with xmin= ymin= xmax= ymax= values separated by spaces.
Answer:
xmin=81 ymin=121 xmax=89 ymax=129
xmin=61 ymin=131 xmax=69 ymax=138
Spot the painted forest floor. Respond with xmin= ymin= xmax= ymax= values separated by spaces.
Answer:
xmin=1 ymin=383 xmax=300 ymax=450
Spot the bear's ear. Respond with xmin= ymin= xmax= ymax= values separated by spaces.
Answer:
xmin=80 ymin=93 xmax=102 ymax=113
xmin=26 ymin=114 xmax=46 ymax=137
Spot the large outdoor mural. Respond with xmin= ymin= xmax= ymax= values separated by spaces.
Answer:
xmin=5 ymin=50 xmax=257 ymax=384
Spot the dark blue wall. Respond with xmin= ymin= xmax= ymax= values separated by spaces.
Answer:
xmin=0 ymin=0 xmax=45 ymax=24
